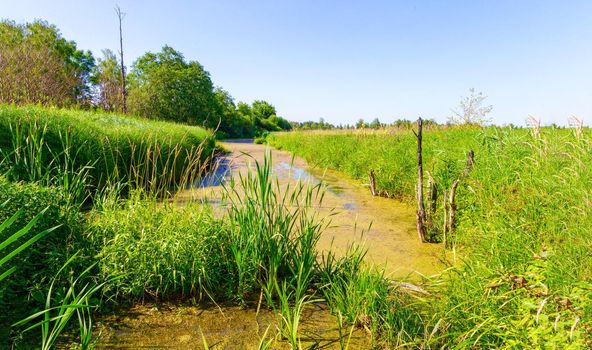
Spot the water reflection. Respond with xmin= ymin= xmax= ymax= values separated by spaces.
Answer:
xmin=194 ymin=157 xmax=232 ymax=188
xmin=274 ymin=161 xmax=319 ymax=183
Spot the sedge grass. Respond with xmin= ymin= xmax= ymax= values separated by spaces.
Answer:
xmin=270 ymin=126 xmax=592 ymax=347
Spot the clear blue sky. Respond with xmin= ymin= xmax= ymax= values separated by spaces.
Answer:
xmin=1 ymin=0 xmax=591 ymax=125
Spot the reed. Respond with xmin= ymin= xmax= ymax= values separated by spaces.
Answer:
xmin=270 ymin=126 xmax=592 ymax=347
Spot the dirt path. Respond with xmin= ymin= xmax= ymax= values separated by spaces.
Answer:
xmin=182 ymin=140 xmax=444 ymax=279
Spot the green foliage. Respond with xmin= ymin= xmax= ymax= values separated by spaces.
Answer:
xmin=0 ymin=178 xmax=84 ymax=348
xmin=0 ymin=19 xmax=288 ymax=139
xmin=87 ymin=200 xmax=227 ymax=299
xmin=213 ymin=88 xmax=255 ymax=138
xmin=369 ymin=118 xmax=382 ymax=129
xmin=0 ymin=20 xmax=95 ymax=106
xmin=0 ymin=177 xmax=82 ymax=301
xmin=13 ymin=253 xmax=105 ymax=350
xmin=88 ymin=152 xmax=327 ymax=305
xmin=0 ymin=209 xmax=57 ymax=285
xmin=91 ymin=49 xmax=122 ymax=112
xmin=237 ymin=100 xmax=292 ymax=136
xmin=270 ymin=127 xmax=592 ymax=347
xmin=319 ymin=246 xmax=425 ymax=347
xmin=291 ymin=118 xmax=336 ymax=130
xmin=128 ymin=46 xmax=220 ymax=127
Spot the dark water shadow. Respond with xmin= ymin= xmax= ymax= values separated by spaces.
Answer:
xmin=194 ymin=157 xmax=233 ymax=188
xmin=220 ymin=138 xmax=254 ymax=144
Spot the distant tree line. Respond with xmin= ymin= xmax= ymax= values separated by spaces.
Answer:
xmin=0 ymin=20 xmax=290 ymax=138
xmin=291 ymin=117 xmax=440 ymax=130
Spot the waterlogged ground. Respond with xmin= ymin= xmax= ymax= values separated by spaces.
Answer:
xmin=95 ymin=302 xmax=369 ymax=349
xmin=95 ymin=140 xmax=444 ymax=348
xmin=185 ymin=140 xmax=444 ymax=278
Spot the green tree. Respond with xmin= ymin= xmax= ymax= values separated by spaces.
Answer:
xmin=0 ymin=20 xmax=95 ymax=106
xmin=356 ymin=119 xmax=366 ymax=129
xmin=369 ymin=118 xmax=381 ymax=129
xmin=237 ymin=102 xmax=252 ymax=119
xmin=91 ymin=49 xmax=122 ymax=112
xmin=237 ymin=100 xmax=291 ymax=135
xmin=127 ymin=45 xmax=219 ymax=127
xmin=214 ymin=88 xmax=254 ymax=138
xmin=251 ymin=100 xmax=276 ymax=120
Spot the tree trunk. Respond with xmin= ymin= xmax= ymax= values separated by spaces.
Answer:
xmin=116 ymin=6 xmax=127 ymax=114
xmin=416 ymin=118 xmax=427 ymax=242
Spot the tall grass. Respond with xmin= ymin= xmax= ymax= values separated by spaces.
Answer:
xmin=221 ymin=151 xmax=326 ymax=304
xmin=0 ymin=104 xmax=216 ymax=192
xmin=0 ymin=208 xmax=58 ymax=284
xmin=269 ymin=127 xmax=592 ymax=347
xmin=0 ymin=104 xmax=216 ymax=348
xmin=88 ymin=151 xmax=423 ymax=347
xmin=14 ymin=253 xmax=105 ymax=350
xmin=88 ymin=151 xmax=327 ymax=303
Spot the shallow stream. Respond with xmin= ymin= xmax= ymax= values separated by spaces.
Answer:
xmin=95 ymin=140 xmax=444 ymax=348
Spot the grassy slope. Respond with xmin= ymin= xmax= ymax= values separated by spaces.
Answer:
xmin=0 ymin=105 xmax=216 ymax=347
xmin=269 ymin=127 xmax=592 ymax=347
xmin=0 ymin=104 xmax=216 ymax=188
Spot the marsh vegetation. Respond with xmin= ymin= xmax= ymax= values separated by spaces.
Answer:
xmin=1 ymin=13 xmax=591 ymax=350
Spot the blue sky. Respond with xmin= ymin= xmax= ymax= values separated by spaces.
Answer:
xmin=1 ymin=0 xmax=591 ymax=125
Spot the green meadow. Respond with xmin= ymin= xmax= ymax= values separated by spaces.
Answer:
xmin=269 ymin=127 xmax=592 ymax=347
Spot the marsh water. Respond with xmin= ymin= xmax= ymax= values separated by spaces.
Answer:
xmin=95 ymin=140 xmax=444 ymax=349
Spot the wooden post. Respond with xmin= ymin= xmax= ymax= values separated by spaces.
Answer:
xmin=369 ymin=169 xmax=377 ymax=196
xmin=463 ymin=149 xmax=474 ymax=177
xmin=416 ymin=118 xmax=427 ymax=242
xmin=448 ymin=179 xmax=460 ymax=237
xmin=427 ymin=172 xmax=438 ymax=215
xmin=442 ymin=188 xmax=448 ymax=247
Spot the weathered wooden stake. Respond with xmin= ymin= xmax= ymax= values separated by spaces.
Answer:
xmin=427 ymin=172 xmax=438 ymax=215
xmin=416 ymin=117 xmax=427 ymax=242
xmin=442 ymin=188 xmax=448 ymax=247
xmin=447 ymin=179 xmax=460 ymax=247
xmin=369 ymin=169 xmax=377 ymax=196
xmin=463 ymin=149 xmax=474 ymax=177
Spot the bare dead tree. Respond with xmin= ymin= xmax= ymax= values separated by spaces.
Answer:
xmin=115 ymin=6 xmax=127 ymax=113
xmin=449 ymin=88 xmax=493 ymax=125
xmin=415 ymin=117 xmax=427 ymax=242
xmin=442 ymin=188 xmax=448 ymax=246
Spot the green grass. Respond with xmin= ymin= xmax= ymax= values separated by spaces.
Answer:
xmin=87 ymin=151 xmax=327 ymax=304
xmin=8 ymin=103 xmax=589 ymax=348
xmin=269 ymin=127 xmax=592 ymax=348
xmin=0 ymin=104 xmax=217 ymax=348
xmin=0 ymin=104 xmax=216 ymax=192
